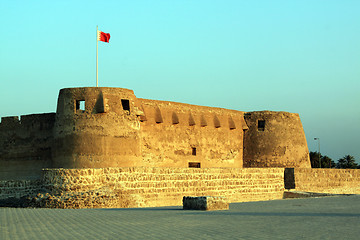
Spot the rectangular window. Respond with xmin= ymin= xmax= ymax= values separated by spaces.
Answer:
xmin=188 ymin=162 xmax=201 ymax=168
xmin=76 ymin=100 xmax=85 ymax=111
xmin=121 ymin=99 xmax=130 ymax=111
xmin=192 ymin=147 xmax=197 ymax=156
xmin=258 ymin=120 xmax=265 ymax=131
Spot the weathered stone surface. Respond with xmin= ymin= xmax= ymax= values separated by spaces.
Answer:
xmin=1 ymin=166 xmax=360 ymax=209
xmin=183 ymin=196 xmax=229 ymax=210
xmin=243 ymin=111 xmax=310 ymax=168
xmin=0 ymin=167 xmax=285 ymax=208
xmin=294 ymin=168 xmax=360 ymax=194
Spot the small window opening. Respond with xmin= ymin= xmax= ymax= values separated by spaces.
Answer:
xmin=258 ymin=120 xmax=265 ymax=131
xmin=76 ymin=100 xmax=85 ymax=111
xmin=121 ymin=99 xmax=130 ymax=111
xmin=189 ymin=162 xmax=201 ymax=168
xmin=192 ymin=147 xmax=197 ymax=156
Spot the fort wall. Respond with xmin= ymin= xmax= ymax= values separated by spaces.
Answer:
xmin=139 ymin=99 xmax=247 ymax=168
xmin=294 ymin=168 xmax=360 ymax=194
xmin=0 ymin=87 xmax=312 ymax=183
xmin=52 ymin=87 xmax=250 ymax=169
xmin=244 ymin=111 xmax=310 ymax=168
xmin=0 ymin=113 xmax=55 ymax=180
xmin=2 ymin=167 xmax=360 ymax=208
xmin=0 ymin=167 xmax=285 ymax=208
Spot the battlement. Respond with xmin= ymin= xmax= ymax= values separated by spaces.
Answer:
xmin=56 ymin=87 xmax=137 ymax=117
xmin=138 ymin=98 xmax=248 ymax=130
xmin=0 ymin=113 xmax=56 ymax=131
xmin=0 ymin=116 xmax=20 ymax=129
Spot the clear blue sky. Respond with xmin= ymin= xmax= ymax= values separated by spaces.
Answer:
xmin=1 ymin=1 xmax=359 ymax=163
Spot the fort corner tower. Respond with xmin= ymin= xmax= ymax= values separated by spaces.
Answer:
xmin=53 ymin=87 xmax=142 ymax=168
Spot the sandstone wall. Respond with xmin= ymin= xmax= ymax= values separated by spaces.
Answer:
xmin=52 ymin=87 xmax=249 ymax=169
xmin=139 ymin=99 xmax=248 ymax=168
xmin=12 ymin=167 xmax=285 ymax=208
xmin=294 ymin=168 xmax=360 ymax=194
xmin=3 ymin=167 xmax=360 ymax=209
xmin=0 ymin=113 xmax=55 ymax=180
xmin=0 ymin=180 xmax=42 ymax=200
xmin=244 ymin=111 xmax=310 ymax=168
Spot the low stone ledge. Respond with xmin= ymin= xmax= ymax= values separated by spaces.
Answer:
xmin=283 ymin=190 xmax=355 ymax=199
xmin=183 ymin=196 xmax=229 ymax=211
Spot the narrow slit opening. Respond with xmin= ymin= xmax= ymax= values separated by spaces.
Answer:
xmin=192 ymin=147 xmax=196 ymax=156
xmin=188 ymin=162 xmax=200 ymax=168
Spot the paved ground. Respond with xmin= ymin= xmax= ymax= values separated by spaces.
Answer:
xmin=1 ymin=195 xmax=360 ymax=240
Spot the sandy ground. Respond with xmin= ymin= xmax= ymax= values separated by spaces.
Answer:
xmin=1 ymin=195 xmax=360 ymax=240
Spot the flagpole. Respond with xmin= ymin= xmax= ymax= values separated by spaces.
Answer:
xmin=96 ymin=25 xmax=99 ymax=87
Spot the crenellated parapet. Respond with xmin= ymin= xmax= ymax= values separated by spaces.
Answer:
xmin=0 ymin=113 xmax=55 ymax=131
xmin=0 ymin=116 xmax=20 ymax=130
xmin=138 ymin=98 xmax=248 ymax=130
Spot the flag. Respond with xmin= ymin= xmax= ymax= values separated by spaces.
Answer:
xmin=96 ymin=27 xmax=110 ymax=87
xmin=97 ymin=31 xmax=110 ymax=42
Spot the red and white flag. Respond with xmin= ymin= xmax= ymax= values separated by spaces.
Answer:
xmin=96 ymin=27 xmax=110 ymax=87
xmin=97 ymin=30 xmax=110 ymax=42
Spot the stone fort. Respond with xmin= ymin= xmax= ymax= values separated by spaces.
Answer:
xmin=1 ymin=87 xmax=359 ymax=208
